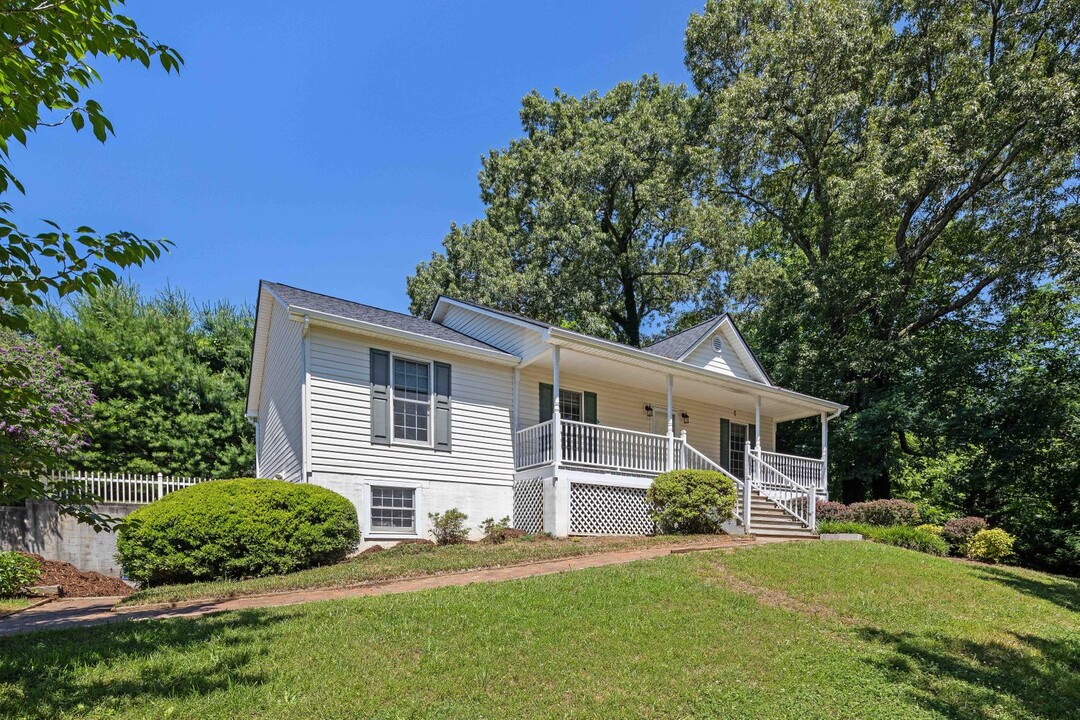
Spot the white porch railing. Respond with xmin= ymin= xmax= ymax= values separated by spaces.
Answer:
xmin=756 ymin=450 xmax=825 ymax=493
xmin=561 ymin=419 xmax=668 ymax=474
xmin=514 ymin=419 xmax=554 ymax=470
xmin=48 ymin=471 xmax=212 ymax=505
xmin=747 ymin=445 xmax=816 ymax=528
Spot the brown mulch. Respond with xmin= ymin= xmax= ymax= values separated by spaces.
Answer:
xmin=18 ymin=553 xmax=132 ymax=598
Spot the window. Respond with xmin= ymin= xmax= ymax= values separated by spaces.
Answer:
xmin=370 ymin=486 xmax=416 ymax=533
xmin=559 ymin=389 xmax=583 ymax=423
xmin=393 ymin=357 xmax=431 ymax=443
xmin=729 ymin=423 xmax=747 ymax=479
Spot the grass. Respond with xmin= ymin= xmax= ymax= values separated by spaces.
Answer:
xmin=0 ymin=598 xmax=32 ymax=615
xmin=120 ymin=533 xmax=727 ymax=607
xmin=1 ymin=541 xmax=1077 ymax=719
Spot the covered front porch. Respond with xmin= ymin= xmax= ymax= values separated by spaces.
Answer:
xmin=509 ymin=339 xmax=841 ymax=537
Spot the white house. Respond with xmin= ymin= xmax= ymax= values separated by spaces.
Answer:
xmin=246 ymin=281 xmax=846 ymax=544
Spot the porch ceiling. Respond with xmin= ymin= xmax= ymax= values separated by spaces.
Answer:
xmin=534 ymin=344 xmax=836 ymax=423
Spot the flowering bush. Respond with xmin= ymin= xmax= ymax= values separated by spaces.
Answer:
xmin=817 ymin=501 xmax=854 ymax=523
xmin=965 ymin=528 xmax=1015 ymax=564
xmin=850 ymin=499 xmax=921 ymax=526
xmin=942 ymin=517 xmax=988 ymax=554
xmin=0 ymin=331 xmax=105 ymax=527
xmin=916 ymin=524 xmax=944 ymax=537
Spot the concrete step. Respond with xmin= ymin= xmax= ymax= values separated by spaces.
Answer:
xmin=751 ymin=527 xmax=818 ymax=538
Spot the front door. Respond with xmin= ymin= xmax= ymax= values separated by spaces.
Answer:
xmin=729 ymin=423 xmax=748 ymax=480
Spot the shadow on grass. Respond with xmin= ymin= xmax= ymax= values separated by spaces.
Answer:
xmin=972 ymin=566 xmax=1080 ymax=613
xmin=857 ymin=627 xmax=1080 ymax=720
xmin=0 ymin=609 xmax=297 ymax=719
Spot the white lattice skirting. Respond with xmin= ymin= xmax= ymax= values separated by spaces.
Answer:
xmin=570 ymin=482 xmax=656 ymax=535
xmin=512 ymin=476 xmax=545 ymax=534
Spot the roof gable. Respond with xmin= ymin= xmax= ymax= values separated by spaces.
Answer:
xmin=645 ymin=315 xmax=772 ymax=385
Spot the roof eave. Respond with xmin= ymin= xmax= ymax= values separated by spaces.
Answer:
xmin=292 ymin=305 xmax=522 ymax=365
xmin=545 ymin=327 xmax=845 ymax=415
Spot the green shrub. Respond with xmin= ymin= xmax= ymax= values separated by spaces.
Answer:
xmin=0 ymin=552 xmax=40 ymax=597
xmin=816 ymin=501 xmax=854 ymax=522
xmin=647 ymin=469 xmax=737 ymax=534
xmin=478 ymin=516 xmax=510 ymax=536
xmin=942 ymin=516 xmax=988 ymax=554
xmin=428 ymin=508 xmax=469 ymax=545
xmin=116 ymin=479 xmax=359 ymax=584
xmin=966 ymin=528 xmax=1015 ymax=564
xmin=873 ymin=525 xmax=949 ymax=556
xmin=850 ymin=499 xmax=921 ymax=526
xmin=817 ymin=522 xmax=948 ymax=556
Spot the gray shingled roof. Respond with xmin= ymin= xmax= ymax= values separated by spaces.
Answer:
xmin=641 ymin=317 xmax=722 ymax=359
xmin=263 ymin=281 xmax=513 ymax=355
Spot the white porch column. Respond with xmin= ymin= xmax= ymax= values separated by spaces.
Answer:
xmin=679 ymin=429 xmax=687 ymax=469
xmin=755 ymin=396 xmax=762 ymax=449
xmin=552 ymin=346 xmax=561 ymax=469
xmin=820 ymin=411 xmax=829 ymax=496
xmin=665 ymin=374 xmax=674 ymax=471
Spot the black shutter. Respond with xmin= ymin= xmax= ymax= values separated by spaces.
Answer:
xmin=539 ymin=383 xmax=554 ymax=422
xmin=370 ymin=349 xmax=391 ymax=445
xmin=584 ymin=392 xmax=598 ymax=424
xmin=434 ymin=361 xmax=452 ymax=452
xmin=719 ymin=418 xmax=730 ymax=471
xmin=749 ymin=423 xmax=757 ymax=450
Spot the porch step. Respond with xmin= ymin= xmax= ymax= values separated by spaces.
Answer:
xmin=751 ymin=526 xmax=818 ymax=539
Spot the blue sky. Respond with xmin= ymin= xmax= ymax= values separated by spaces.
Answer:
xmin=10 ymin=1 xmax=704 ymax=314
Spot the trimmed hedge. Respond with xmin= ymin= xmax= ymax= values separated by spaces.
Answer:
xmin=116 ymin=479 xmax=359 ymax=584
xmin=647 ymin=469 xmax=737 ymax=534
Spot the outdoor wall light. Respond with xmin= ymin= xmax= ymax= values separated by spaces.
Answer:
xmin=644 ymin=404 xmax=654 ymax=418
xmin=681 ymin=412 xmax=690 ymax=424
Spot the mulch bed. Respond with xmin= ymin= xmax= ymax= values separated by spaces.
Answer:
xmin=18 ymin=553 xmax=132 ymax=597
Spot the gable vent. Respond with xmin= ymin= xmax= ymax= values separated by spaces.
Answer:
xmin=712 ymin=336 xmax=724 ymax=353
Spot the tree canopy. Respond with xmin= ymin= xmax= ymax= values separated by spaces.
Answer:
xmin=685 ymin=0 xmax=1079 ymax=501
xmin=29 ymin=284 xmax=255 ymax=479
xmin=408 ymin=76 xmax=728 ymax=346
xmin=0 ymin=0 xmax=181 ymax=329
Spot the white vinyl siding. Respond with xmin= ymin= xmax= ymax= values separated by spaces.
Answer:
xmin=518 ymin=365 xmax=775 ymax=468
xmin=307 ymin=327 xmax=515 ymax=486
xmin=682 ymin=326 xmax=755 ymax=381
xmin=256 ymin=301 xmax=304 ymax=482
xmin=437 ymin=305 xmax=547 ymax=360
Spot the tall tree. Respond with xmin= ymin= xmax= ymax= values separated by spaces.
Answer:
xmin=0 ymin=0 xmax=181 ymax=329
xmin=29 ymin=284 xmax=255 ymax=478
xmin=684 ymin=0 xmax=1079 ymax=500
xmin=408 ymin=76 xmax=727 ymax=346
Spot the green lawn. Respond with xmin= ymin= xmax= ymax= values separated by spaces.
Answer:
xmin=2 ymin=542 xmax=1077 ymax=719
xmin=121 ymin=533 xmax=727 ymax=607
xmin=0 ymin=598 xmax=32 ymax=615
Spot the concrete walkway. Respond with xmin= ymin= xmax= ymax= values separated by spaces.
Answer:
xmin=0 ymin=537 xmax=795 ymax=637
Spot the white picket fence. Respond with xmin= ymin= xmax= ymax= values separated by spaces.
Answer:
xmin=48 ymin=471 xmax=213 ymax=505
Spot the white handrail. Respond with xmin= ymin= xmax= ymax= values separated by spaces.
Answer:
xmin=747 ymin=447 xmax=815 ymax=527
xmin=756 ymin=450 xmax=825 ymax=492
xmin=560 ymin=419 xmax=669 ymax=475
